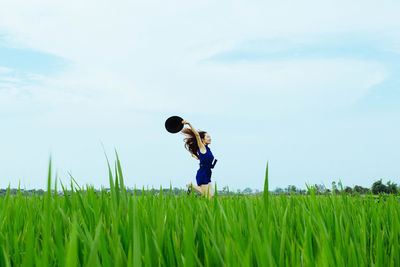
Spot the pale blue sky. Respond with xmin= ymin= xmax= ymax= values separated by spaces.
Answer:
xmin=0 ymin=0 xmax=399 ymax=191
xmin=0 ymin=37 xmax=65 ymax=75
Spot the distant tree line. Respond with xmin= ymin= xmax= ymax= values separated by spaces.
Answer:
xmin=271 ymin=179 xmax=399 ymax=195
xmin=0 ymin=179 xmax=398 ymax=197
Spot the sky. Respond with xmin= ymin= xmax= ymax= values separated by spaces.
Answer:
xmin=0 ymin=0 xmax=399 ymax=191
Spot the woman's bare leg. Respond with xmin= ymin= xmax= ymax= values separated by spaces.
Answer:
xmin=200 ymin=183 xmax=214 ymax=199
xmin=187 ymin=183 xmax=203 ymax=194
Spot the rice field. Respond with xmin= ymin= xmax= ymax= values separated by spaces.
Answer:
xmin=0 ymin=157 xmax=399 ymax=266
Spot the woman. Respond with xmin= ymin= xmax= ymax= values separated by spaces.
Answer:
xmin=181 ymin=120 xmax=216 ymax=198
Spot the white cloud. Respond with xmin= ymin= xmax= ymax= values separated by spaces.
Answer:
xmin=0 ymin=0 xmax=397 ymax=114
xmin=0 ymin=66 xmax=13 ymax=73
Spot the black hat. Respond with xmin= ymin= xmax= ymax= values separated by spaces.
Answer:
xmin=165 ymin=116 xmax=184 ymax=133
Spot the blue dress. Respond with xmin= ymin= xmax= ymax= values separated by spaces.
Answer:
xmin=196 ymin=145 xmax=215 ymax=186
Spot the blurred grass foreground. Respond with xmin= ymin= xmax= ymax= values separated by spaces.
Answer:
xmin=0 ymin=155 xmax=399 ymax=266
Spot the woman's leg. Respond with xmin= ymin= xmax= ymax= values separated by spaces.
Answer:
xmin=187 ymin=183 xmax=203 ymax=195
xmin=200 ymin=183 xmax=214 ymax=199
xmin=207 ymin=182 xmax=215 ymax=198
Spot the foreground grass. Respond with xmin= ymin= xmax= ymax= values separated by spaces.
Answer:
xmin=0 ymin=159 xmax=399 ymax=266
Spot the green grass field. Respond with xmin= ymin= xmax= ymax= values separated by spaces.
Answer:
xmin=0 ymin=157 xmax=399 ymax=266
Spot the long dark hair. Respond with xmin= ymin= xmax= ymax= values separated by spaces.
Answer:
xmin=182 ymin=128 xmax=207 ymax=160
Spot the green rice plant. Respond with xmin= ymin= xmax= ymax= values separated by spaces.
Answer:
xmin=0 ymin=155 xmax=399 ymax=266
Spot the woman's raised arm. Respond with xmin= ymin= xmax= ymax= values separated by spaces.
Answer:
xmin=182 ymin=120 xmax=206 ymax=153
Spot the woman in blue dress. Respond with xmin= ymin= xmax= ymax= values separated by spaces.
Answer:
xmin=181 ymin=120 xmax=215 ymax=198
